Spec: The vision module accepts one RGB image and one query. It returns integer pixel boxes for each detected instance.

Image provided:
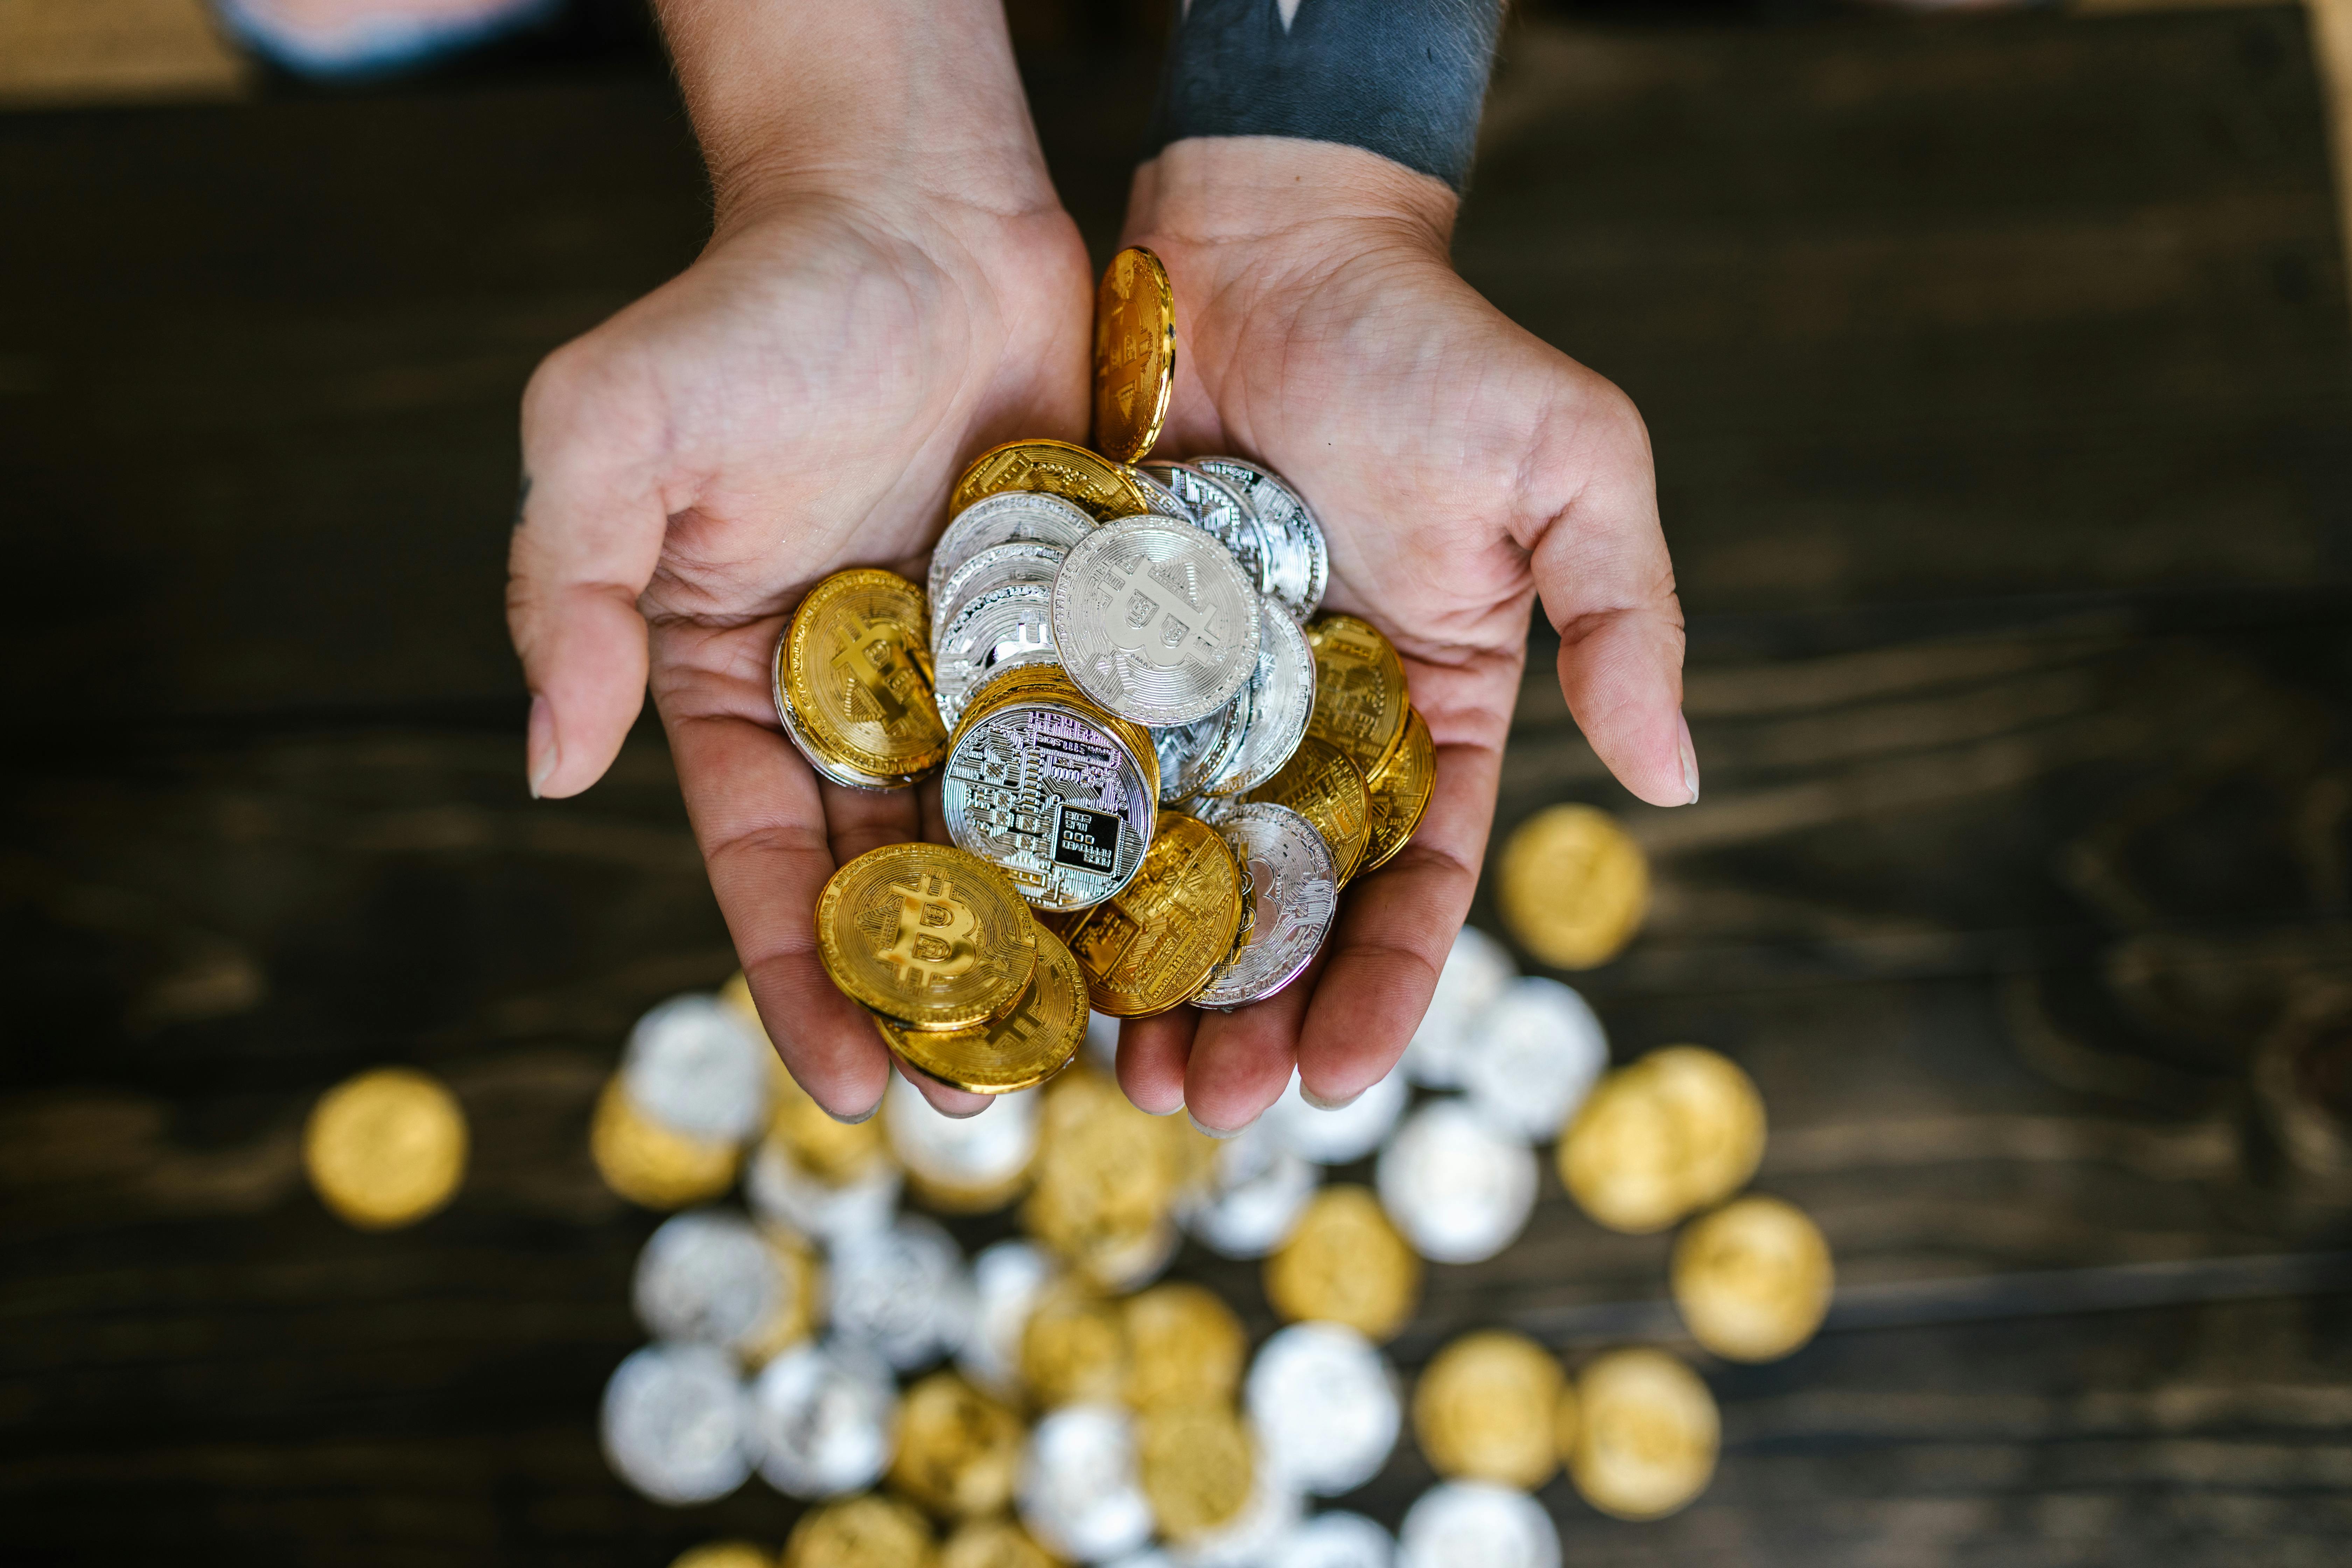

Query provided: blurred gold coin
[816,844,1037,1032]
[588,1075,738,1209]
[1305,614,1410,780]
[1496,803,1648,970]
[1020,1276,1129,1407]
[876,924,1088,1095]
[937,1519,1056,1568]
[1567,1348,1719,1521]
[1264,1184,1421,1342]
[1358,707,1435,878]
[1412,1330,1563,1490]
[722,975,891,1181]
[888,1371,1025,1520]
[1672,1194,1833,1362]
[1091,246,1175,464]
[783,1494,935,1568]
[1022,1068,1181,1272]
[780,568,947,783]
[951,437,1160,522]
[303,1067,467,1229]
[1561,1046,1764,1234]
[742,1225,825,1365]
[1137,1404,1254,1541]
[1244,735,1371,885]
[1124,1282,1245,1411]
[1060,813,1244,1017]
[671,1544,773,1568]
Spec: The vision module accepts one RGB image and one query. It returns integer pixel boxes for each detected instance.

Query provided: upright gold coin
[1412,1330,1564,1490]
[782,569,947,783]
[1244,735,1372,884]
[1359,707,1435,877]
[1264,1184,1421,1342]
[1020,1276,1129,1407]
[782,1494,935,1568]
[876,923,1087,1094]
[888,1371,1025,1520]
[938,1519,1057,1568]
[951,438,1160,522]
[1059,813,1244,1017]
[1124,1283,1245,1411]
[303,1067,467,1229]
[1497,803,1649,970]
[1137,1404,1254,1542]
[1305,614,1410,780]
[1560,1046,1764,1234]
[816,844,1036,1031]
[589,1076,738,1209]
[1091,246,1175,464]
[671,1544,774,1568]
[1567,1348,1719,1521]
[1672,1195,1833,1362]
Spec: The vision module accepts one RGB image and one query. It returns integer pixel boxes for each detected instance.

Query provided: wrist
[1124,138,1458,287]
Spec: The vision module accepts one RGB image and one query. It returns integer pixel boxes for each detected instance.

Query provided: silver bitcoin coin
[941,696,1157,911]
[1461,976,1608,1144]
[957,1238,1054,1399]
[1152,684,1253,804]
[744,1130,902,1246]
[929,490,1095,609]
[931,540,1067,645]
[1245,1323,1401,1497]
[1400,925,1515,1089]
[1141,460,1268,575]
[1194,804,1338,1009]
[746,1339,898,1498]
[883,1071,1039,1195]
[1202,599,1315,798]
[1397,1483,1560,1568]
[1269,1513,1396,1568]
[600,1342,755,1505]
[1018,1403,1155,1563]
[1177,1119,1316,1260]
[632,1208,796,1358]
[1122,463,1198,523]
[621,993,771,1145]
[1195,456,1329,622]
[827,1213,972,1371]
[1051,517,1262,727]
[1374,1099,1537,1265]
[932,581,1058,732]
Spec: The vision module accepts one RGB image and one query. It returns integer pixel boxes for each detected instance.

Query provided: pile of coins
[777,247,1435,1062]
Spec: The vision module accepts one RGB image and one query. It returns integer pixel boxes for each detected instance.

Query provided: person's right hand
[506,1,1091,1122]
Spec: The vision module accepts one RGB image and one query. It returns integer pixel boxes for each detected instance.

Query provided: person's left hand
[1114,139,1694,1133]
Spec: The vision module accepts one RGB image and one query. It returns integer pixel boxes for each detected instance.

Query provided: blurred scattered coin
[1265,1185,1421,1342]
[592,1074,740,1210]
[1136,1404,1255,1542]
[1267,1512,1394,1568]
[1018,1403,1156,1564]
[958,1239,1054,1400]
[1021,1276,1130,1409]
[781,1493,934,1568]
[633,1208,817,1365]
[1567,1347,1718,1520]
[1410,1331,1562,1490]
[624,993,773,1146]
[303,1066,466,1230]
[829,1214,973,1371]
[1460,977,1607,1144]
[747,1127,904,1246]
[670,1542,774,1568]
[1496,804,1648,971]
[1023,1068,1183,1288]
[746,1340,898,1499]
[1401,926,1514,1089]
[939,1517,1059,1568]
[888,1370,1024,1520]
[1395,1482,1559,1568]
[1671,1194,1834,1362]
[1124,1282,1245,1411]
[1174,1462,1303,1568]
[601,1342,754,1506]
[883,1073,1038,1212]
[1245,1322,1401,1497]
[1376,1100,1537,1265]
[1560,1046,1764,1234]
[1176,1122,1316,1259]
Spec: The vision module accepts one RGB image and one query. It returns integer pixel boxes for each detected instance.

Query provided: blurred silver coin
[1178,1468,1304,1568]
[746,1339,897,1499]
[622,993,771,1144]
[1203,600,1316,798]
[1088,1216,1181,1294]
[1269,1513,1396,1568]
[1019,1402,1156,1563]
[958,1238,1055,1399]
[1140,460,1264,566]
[933,582,1058,732]
[1397,1484,1559,1568]
[744,1132,901,1246]
[1262,1064,1408,1166]
[776,669,907,792]
[600,1342,754,1505]
[1178,1121,1316,1260]
[883,1071,1038,1194]
[1461,976,1608,1143]
[1374,1099,1537,1265]
[1401,925,1516,1089]
[930,491,1096,608]
[632,1208,792,1358]
[1124,465,1197,523]
[932,540,1068,645]
[1246,1323,1401,1497]
[942,697,1156,911]
[1195,804,1338,1009]
[1084,1009,1122,1072]
[1153,683,1254,804]
[1053,517,1262,727]
[1193,457,1328,622]
[1105,1554,1178,1568]
[828,1213,972,1370]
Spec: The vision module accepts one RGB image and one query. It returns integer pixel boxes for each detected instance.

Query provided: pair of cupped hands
[507,122,1689,1136]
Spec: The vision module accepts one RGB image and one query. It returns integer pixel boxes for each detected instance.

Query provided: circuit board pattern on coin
[942,699,1158,911]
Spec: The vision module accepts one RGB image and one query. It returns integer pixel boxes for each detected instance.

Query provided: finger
[888,1055,994,1119]
[1184,979,1308,1136]
[1116,1010,1196,1115]
[509,347,668,799]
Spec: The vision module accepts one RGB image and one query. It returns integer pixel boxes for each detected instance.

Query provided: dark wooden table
[5,6,2351,1564]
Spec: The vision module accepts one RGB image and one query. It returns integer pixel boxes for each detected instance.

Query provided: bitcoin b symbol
[876,874,980,987]
[1105,554,1219,671]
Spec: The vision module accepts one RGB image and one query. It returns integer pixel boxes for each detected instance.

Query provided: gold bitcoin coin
[1567,1348,1719,1521]
[888,1371,1025,1520]
[1672,1194,1833,1362]
[816,844,1036,1031]
[1263,1184,1421,1342]
[1412,1330,1564,1490]
[780,568,947,784]
[1124,1282,1245,1411]
[1244,735,1371,885]
[1091,246,1176,464]
[1497,803,1649,970]
[1020,1276,1130,1407]
[1560,1045,1764,1234]
[588,1076,739,1209]
[876,923,1087,1094]
[782,1493,936,1568]
[1305,613,1409,780]
[1137,1404,1254,1541]
[671,1544,774,1568]
[937,1519,1056,1568]
[1359,706,1435,877]
[1059,813,1244,1017]
[303,1067,467,1229]
[951,438,1159,522]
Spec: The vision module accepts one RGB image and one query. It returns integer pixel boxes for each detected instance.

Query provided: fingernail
[934,1096,992,1121]
[526,694,558,800]
[1300,1085,1364,1112]
[824,1097,883,1126]
[1676,713,1700,806]
[1188,1110,1247,1140]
